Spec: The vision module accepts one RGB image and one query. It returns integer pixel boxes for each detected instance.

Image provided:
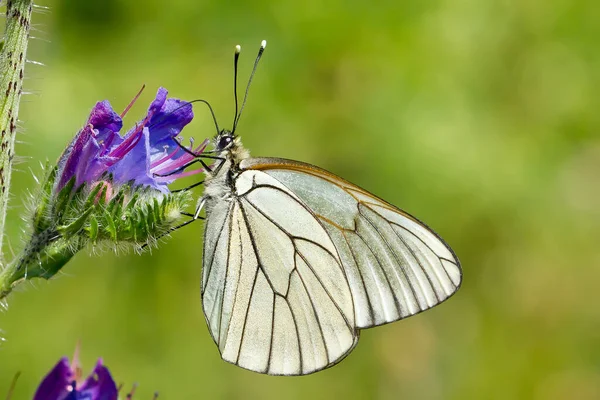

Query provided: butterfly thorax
[202,132,250,206]
[226,136,251,166]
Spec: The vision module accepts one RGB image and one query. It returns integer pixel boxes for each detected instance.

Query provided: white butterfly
[191,41,462,376]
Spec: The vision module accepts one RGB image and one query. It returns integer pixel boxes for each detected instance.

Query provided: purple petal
[76,359,118,400]
[87,101,123,140]
[56,126,94,191]
[59,130,116,190]
[73,135,107,187]
[148,87,168,114]
[145,87,194,149]
[108,127,164,191]
[56,101,123,192]
[33,357,73,400]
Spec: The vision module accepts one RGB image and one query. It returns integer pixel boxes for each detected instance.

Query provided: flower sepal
[1,172,191,299]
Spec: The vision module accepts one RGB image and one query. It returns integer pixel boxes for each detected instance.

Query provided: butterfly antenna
[232,44,241,130]
[191,99,220,135]
[232,40,266,133]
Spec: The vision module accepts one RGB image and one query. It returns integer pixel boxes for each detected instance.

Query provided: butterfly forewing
[240,157,462,329]
[202,169,358,375]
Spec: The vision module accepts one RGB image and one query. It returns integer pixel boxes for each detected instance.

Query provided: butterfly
[188,41,462,376]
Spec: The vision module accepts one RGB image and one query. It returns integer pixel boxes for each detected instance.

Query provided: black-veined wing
[241,157,462,329]
[202,168,358,375]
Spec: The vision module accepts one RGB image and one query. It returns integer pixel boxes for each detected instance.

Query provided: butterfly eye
[218,135,233,150]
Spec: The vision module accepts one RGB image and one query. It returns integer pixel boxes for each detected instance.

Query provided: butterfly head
[214,129,249,163]
[215,130,235,152]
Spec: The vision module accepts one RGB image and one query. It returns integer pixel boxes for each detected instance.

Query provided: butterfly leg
[159,155,226,192]
[171,180,204,193]
[194,197,206,220]
[139,211,205,250]
[153,158,212,177]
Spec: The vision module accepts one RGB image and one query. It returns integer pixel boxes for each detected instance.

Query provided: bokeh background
[1,0,599,399]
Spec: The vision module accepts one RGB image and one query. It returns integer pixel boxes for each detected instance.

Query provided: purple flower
[33,357,117,400]
[56,87,207,196]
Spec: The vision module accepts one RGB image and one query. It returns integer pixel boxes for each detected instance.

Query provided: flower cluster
[55,87,206,194]
[0,87,206,299]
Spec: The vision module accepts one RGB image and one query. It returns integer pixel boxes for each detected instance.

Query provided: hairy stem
[0,230,81,300]
[0,0,33,264]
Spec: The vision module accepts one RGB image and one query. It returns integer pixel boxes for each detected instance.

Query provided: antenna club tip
[261,40,267,49]
[235,45,241,53]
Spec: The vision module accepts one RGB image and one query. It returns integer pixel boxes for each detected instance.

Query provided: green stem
[0,0,34,264]
[0,230,82,300]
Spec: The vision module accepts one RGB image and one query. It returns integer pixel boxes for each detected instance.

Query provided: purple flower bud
[55,87,207,197]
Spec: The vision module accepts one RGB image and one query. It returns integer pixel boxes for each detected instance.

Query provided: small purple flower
[0,88,206,301]
[34,357,117,400]
[56,87,207,197]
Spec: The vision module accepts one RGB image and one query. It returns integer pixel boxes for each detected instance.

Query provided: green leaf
[87,214,99,242]
[32,163,57,232]
[103,209,118,241]
[110,189,125,218]
[146,203,156,230]
[53,177,76,216]
[125,192,140,212]
[83,182,105,211]
[57,206,94,237]
[153,197,161,222]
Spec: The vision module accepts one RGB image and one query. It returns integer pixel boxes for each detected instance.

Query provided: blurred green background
[1,0,599,399]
